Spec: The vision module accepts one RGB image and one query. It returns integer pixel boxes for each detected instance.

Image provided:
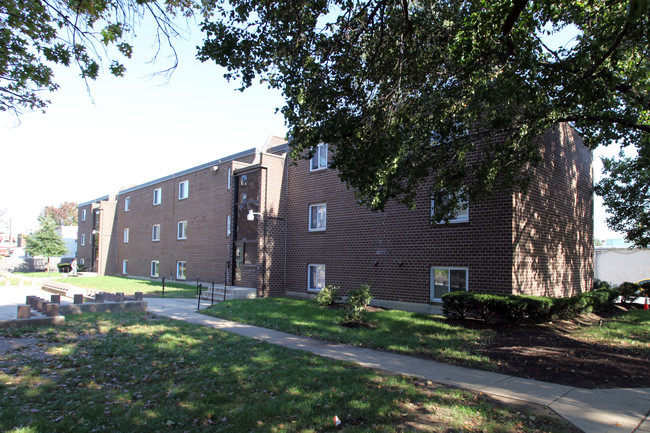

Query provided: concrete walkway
[145,297,650,433]
[1,287,649,433]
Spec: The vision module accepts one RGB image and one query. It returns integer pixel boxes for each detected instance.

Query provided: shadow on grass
[0,312,575,433]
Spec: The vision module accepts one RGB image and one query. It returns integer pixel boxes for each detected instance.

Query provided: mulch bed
[468,311,650,389]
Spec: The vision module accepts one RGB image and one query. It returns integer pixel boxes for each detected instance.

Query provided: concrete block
[95,293,104,303]
[45,303,59,317]
[73,294,84,304]
[17,305,31,319]
[26,295,34,305]
[36,299,46,312]
[135,292,143,301]
[50,295,61,304]
[115,293,124,302]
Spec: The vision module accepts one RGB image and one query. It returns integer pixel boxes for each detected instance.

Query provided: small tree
[25,218,68,276]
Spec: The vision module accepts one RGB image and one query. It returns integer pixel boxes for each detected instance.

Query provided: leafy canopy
[596,147,650,247]
[197,0,650,224]
[0,0,209,115]
[25,217,68,258]
[38,202,78,226]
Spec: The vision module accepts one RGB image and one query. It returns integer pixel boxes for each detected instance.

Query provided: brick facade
[76,127,593,309]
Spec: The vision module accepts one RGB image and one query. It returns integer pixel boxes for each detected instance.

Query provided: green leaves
[197,0,650,222]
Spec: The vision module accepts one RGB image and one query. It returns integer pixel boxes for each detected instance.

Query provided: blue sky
[0,17,623,241]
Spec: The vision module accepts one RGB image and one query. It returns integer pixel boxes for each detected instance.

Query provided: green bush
[314,285,341,306]
[348,284,372,308]
[550,295,590,320]
[593,279,612,290]
[441,291,476,320]
[338,284,373,326]
[582,289,619,313]
[57,263,72,273]
[618,282,640,305]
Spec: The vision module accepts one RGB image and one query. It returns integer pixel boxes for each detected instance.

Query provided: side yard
[201,298,650,389]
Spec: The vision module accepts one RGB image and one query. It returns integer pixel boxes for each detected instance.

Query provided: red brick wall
[284,149,515,303]
[114,154,256,283]
[512,124,594,296]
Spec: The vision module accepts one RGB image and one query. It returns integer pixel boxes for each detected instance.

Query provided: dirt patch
[470,311,650,389]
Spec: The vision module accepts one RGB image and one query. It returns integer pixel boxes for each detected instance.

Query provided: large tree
[38,202,78,226]
[0,0,207,115]
[25,217,68,275]
[196,0,650,227]
[596,147,650,247]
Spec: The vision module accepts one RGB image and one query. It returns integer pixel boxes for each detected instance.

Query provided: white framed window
[79,258,85,267]
[81,209,87,221]
[123,228,129,243]
[309,203,327,231]
[430,267,468,301]
[152,224,160,241]
[122,260,128,275]
[153,188,162,206]
[431,195,469,224]
[177,261,187,280]
[308,264,326,291]
[80,233,86,246]
[310,143,328,171]
[177,221,187,240]
[227,168,232,190]
[178,180,189,200]
[151,260,159,278]
[124,197,130,212]
[226,214,231,236]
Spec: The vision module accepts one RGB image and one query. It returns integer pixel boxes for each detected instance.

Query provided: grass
[573,309,650,355]
[201,298,495,370]
[0,312,574,433]
[51,275,197,298]
[10,272,55,278]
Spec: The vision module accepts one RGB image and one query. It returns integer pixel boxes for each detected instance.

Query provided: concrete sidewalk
[145,297,650,433]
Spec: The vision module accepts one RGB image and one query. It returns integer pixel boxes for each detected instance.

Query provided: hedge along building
[76,125,593,312]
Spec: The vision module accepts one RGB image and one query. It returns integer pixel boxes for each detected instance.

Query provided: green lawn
[201,298,495,370]
[52,276,197,298]
[10,271,56,278]
[573,309,650,355]
[0,312,574,433]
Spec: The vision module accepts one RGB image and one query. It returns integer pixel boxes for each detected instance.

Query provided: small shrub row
[442,288,620,324]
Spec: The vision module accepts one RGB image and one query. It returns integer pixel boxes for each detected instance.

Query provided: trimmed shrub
[57,263,72,273]
[582,289,619,313]
[314,285,341,306]
[441,291,476,319]
[550,295,590,320]
[593,279,612,290]
[472,294,501,323]
[348,284,372,308]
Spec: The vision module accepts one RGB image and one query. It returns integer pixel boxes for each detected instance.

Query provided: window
[177,221,187,240]
[227,168,232,190]
[308,264,326,291]
[310,143,328,171]
[431,195,469,223]
[153,188,162,205]
[430,267,468,301]
[243,241,257,264]
[81,209,86,221]
[122,260,128,275]
[80,233,86,246]
[152,224,160,241]
[151,260,159,278]
[125,197,130,212]
[177,261,187,280]
[123,228,129,243]
[79,258,85,267]
[178,180,189,200]
[226,214,231,236]
[309,204,327,231]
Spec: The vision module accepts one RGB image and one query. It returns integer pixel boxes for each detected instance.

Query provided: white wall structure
[594,247,650,285]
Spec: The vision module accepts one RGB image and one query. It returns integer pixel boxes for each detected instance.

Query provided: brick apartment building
[77,125,593,312]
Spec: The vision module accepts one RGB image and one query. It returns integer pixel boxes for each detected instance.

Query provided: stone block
[115,293,124,302]
[50,294,61,304]
[95,293,104,303]
[36,299,46,312]
[17,305,31,319]
[45,303,59,317]
[73,294,84,304]
[26,295,34,305]
[134,292,143,301]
